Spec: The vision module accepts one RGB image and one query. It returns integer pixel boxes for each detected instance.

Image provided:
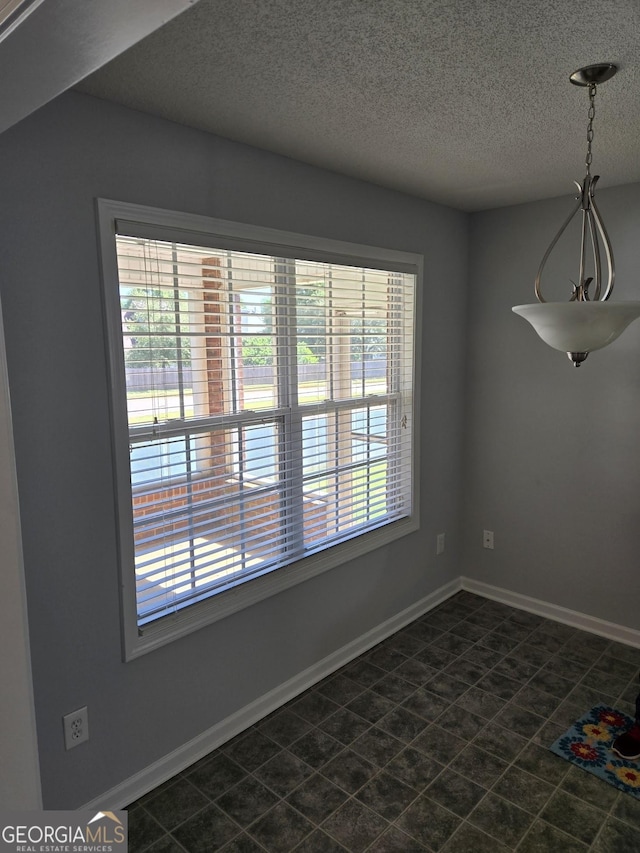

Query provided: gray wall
[463,182,640,629]
[0,91,468,808]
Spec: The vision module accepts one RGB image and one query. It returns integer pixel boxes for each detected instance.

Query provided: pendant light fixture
[512,64,640,366]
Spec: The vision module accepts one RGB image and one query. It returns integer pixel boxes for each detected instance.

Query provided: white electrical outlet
[436,532,445,555]
[483,530,494,549]
[63,706,89,750]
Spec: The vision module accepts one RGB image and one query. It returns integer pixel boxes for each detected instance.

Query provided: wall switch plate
[63,706,89,750]
[483,530,494,549]
[436,532,445,555]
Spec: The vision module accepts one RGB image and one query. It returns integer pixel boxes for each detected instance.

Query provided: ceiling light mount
[513,63,640,366]
[569,63,617,87]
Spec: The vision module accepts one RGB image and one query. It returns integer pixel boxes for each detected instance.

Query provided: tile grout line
[127,593,640,853]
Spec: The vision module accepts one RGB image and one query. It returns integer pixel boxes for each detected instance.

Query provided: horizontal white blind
[115,235,415,627]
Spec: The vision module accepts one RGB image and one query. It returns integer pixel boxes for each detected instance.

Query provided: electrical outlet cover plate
[63,706,89,750]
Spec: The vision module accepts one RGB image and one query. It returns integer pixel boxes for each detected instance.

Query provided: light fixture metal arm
[534,73,615,307]
[589,190,615,301]
[534,174,614,305]
[534,194,581,303]
[587,198,602,300]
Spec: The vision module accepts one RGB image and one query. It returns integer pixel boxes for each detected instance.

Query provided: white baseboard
[83,577,461,810]
[461,576,640,648]
[84,574,640,809]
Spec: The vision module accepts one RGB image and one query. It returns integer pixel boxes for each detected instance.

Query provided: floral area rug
[550,705,640,798]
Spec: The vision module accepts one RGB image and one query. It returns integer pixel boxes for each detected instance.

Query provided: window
[98,201,421,658]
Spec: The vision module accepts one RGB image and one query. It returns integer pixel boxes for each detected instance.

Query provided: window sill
[125,512,418,660]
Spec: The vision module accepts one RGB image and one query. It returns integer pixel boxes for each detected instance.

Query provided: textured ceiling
[76,0,640,211]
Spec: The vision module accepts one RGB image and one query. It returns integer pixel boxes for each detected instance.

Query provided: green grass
[304,460,388,524]
[127,379,387,425]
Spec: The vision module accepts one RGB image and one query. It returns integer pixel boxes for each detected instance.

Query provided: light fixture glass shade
[512,302,640,353]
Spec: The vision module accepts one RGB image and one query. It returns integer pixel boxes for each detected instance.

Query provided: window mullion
[274,258,304,557]
[171,244,187,420]
[170,243,198,587]
[387,273,403,513]
[325,268,338,535]
[225,250,241,413]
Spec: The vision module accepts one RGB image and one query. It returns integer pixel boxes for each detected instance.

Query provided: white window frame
[97,199,423,660]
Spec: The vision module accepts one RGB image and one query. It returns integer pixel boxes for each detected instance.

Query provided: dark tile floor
[128,591,640,852]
